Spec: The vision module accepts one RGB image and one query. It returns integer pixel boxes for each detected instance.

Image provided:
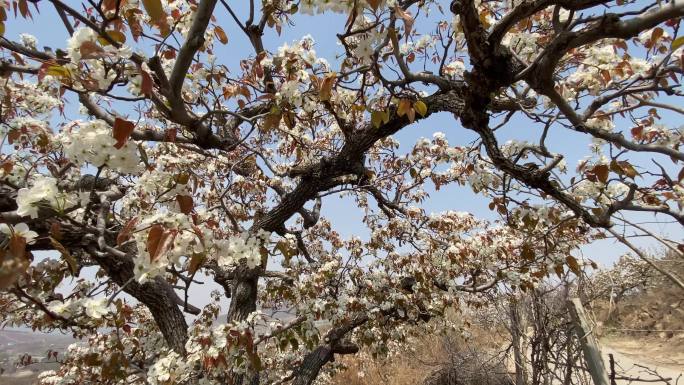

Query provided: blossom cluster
[60,120,141,173]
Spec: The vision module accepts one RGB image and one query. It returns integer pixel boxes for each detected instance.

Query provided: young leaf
[381,110,390,125]
[367,0,382,11]
[146,225,164,261]
[117,217,139,246]
[610,160,639,179]
[592,164,609,184]
[566,255,581,275]
[113,118,135,149]
[142,0,165,23]
[371,111,383,128]
[394,5,414,40]
[397,99,412,118]
[319,72,336,101]
[651,27,664,45]
[188,252,205,275]
[618,161,639,179]
[414,100,428,117]
[45,65,71,80]
[176,194,194,214]
[554,264,564,278]
[98,30,127,46]
[276,240,298,264]
[139,67,154,96]
[50,237,78,276]
[79,41,105,59]
[672,36,684,51]
[214,26,228,44]
[146,225,177,262]
[8,233,27,261]
[406,106,415,123]
[18,0,29,19]
[520,244,535,261]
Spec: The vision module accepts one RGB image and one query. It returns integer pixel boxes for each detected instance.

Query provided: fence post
[567,298,610,385]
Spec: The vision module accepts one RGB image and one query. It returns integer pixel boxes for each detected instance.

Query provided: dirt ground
[601,336,684,384]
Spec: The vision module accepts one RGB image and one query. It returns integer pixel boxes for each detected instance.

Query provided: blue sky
[4,1,683,311]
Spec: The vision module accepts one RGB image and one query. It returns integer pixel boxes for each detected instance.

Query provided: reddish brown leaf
[102,0,119,11]
[18,0,29,19]
[651,27,664,46]
[566,255,581,275]
[9,234,27,260]
[553,265,565,278]
[600,69,611,84]
[7,130,19,144]
[1,160,13,174]
[139,66,154,96]
[165,127,177,142]
[367,0,382,11]
[146,225,163,261]
[117,217,139,246]
[592,164,609,183]
[319,72,336,101]
[147,226,177,262]
[214,25,228,44]
[142,0,165,23]
[49,222,62,240]
[50,237,78,276]
[79,41,105,59]
[617,160,639,179]
[176,194,193,214]
[521,244,535,261]
[394,5,414,40]
[397,98,412,118]
[188,252,205,275]
[0,248,29,289]
[112,117,135,149]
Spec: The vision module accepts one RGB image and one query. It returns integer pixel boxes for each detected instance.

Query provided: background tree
[0,0,683,384]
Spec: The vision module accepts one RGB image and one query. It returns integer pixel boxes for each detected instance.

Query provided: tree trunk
[292,346,334,385]
[510,299,528,385]
[567,299,610,385]
[90,247,189,353]
[227,267,259,385]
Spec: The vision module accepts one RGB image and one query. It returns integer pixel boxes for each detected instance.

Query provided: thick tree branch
[168,0,219,97]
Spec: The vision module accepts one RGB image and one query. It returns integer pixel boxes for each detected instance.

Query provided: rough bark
[1,182,191,354]
[510,299,529,385]
[88,245,190,354]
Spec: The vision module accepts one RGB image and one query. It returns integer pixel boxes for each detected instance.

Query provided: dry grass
[592,259,684,342]
[327,262,684,385]
[327,333,444,385]
[326,320,512,385]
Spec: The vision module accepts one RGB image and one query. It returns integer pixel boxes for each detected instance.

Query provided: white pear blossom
[19,33,37,50]
[84,298,109,319]
[60,120,141,173]
[15,176,61,218]
[0,222,39,244]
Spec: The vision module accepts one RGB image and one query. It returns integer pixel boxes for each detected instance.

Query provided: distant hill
[0,329,75,385]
